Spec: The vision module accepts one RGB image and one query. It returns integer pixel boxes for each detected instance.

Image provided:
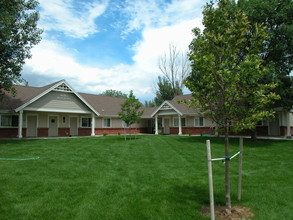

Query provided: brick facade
[0,128,26,138]
[58,128,70,136]
[38,128,48,137]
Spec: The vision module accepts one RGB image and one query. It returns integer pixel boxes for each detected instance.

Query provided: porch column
[155,115,158,135]
[18,110,23,138]
[91,113,95,136]
[287,112,292,138]
[178,114,182,135]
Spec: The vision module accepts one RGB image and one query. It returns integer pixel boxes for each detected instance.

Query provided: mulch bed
[201,205,254,220]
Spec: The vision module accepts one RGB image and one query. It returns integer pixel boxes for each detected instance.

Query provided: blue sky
[22,0,208,102]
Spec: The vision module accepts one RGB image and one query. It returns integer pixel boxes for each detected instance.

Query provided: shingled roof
[169,94,200,115]
[0,81,197,117]
[0,81,154,118]
[0,81,62,111]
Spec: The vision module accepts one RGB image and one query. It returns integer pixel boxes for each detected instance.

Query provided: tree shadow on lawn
[173,135,291,149]
[170,183,224,211]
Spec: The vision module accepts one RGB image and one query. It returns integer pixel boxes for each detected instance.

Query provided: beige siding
[38,112,47,127]
[186,116,194,127]
[157,109,177,115]
[111,118,121,127]
[95,117,147,128]
[95,118,103,128]
[26,91,91,113]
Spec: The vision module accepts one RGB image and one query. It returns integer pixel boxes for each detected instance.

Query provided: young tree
[185,0,278,213]
[0,0,42,99]
[118,91,144,140]
[100,89,128,98]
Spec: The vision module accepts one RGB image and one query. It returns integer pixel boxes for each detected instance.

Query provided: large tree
[0,0,42,98]
[153,75,183,106]
[100,89,128,98]
[186,0,278,213]
[238,0,293,110]
[158,44,190,92]
[118,90,144,140]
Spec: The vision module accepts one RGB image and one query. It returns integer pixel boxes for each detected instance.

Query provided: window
[194,117,204,127]
[173,117,186,127]
[256,121,263,126]
[81,118,91,127]
[103,118,111,128]
[0,115,19,127]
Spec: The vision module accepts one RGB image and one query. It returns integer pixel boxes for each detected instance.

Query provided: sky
[22,0,208,102]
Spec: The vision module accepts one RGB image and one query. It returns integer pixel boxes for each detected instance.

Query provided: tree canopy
[153,76,183,106]
[238,0,293,110]
[186,0,278,213]
[100,89,128,98]
[0,0,42,98]
[118,91,144,139]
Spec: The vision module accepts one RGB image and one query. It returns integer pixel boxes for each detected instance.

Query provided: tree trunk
[224,125,231,214]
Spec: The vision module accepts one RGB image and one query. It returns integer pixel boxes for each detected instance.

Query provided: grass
[0,135,292,220]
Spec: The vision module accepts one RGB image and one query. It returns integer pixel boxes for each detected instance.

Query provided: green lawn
[0,135,292,220]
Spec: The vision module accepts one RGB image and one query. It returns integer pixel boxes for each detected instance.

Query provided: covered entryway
[49,116,58,136]
[27,115,37,137]
[70,117,78,136]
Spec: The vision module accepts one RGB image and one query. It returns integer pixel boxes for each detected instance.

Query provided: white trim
[15,80,100,116]
[103,118,112,128]
[178,114,182,135]
[91,113,95,136]
[151,101,183,118]
[18,110,23,138]
[155,115,158,135]
[23,107,92,114]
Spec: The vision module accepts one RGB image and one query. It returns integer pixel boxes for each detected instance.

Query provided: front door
[70,117,78,136]
[164,118,170,134]
[49,116,58,137]
[27,115,37,137]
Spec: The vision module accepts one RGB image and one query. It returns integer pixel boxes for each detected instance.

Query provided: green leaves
[186,0,279,132]
[118,90,144,127]
[0,0,42,98]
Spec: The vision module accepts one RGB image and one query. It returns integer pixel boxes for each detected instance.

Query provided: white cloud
[24,15,202,101]
[23,0,207,101]
[121,0,205,35]
[39,0,108,38]
[24,39,154,98]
